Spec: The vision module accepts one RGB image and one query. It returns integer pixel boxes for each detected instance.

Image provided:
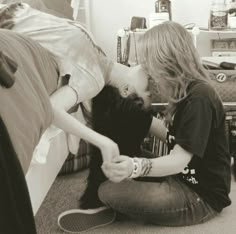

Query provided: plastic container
[209,0,228,30]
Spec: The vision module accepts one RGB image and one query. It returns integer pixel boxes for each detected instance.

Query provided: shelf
[193,29,236,34]
[189,26,236,37]
[119,27,236,37]
[117,26,236,66]
[202,56,236,64]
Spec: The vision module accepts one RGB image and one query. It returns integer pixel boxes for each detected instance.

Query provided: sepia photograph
[0,0,235,233]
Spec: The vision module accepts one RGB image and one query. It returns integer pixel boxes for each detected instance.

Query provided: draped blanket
[0,29,59,173]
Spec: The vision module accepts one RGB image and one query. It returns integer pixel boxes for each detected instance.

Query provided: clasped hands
[102,155,134,183]
[99,136,133,183]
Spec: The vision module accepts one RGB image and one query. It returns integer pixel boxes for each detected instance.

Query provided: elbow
[50,85,77,112]
[50,98,65,111]
[169,145,193,174]
[175,163,188,174]
[169,154,191,174]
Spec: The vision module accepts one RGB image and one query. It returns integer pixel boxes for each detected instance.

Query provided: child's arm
[149,116,168,142]
[50,85,120,162]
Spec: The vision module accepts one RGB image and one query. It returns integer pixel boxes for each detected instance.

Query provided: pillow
[59,139,91,175]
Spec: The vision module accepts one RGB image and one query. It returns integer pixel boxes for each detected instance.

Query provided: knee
[98,180,114,206]
[98,180,129,207]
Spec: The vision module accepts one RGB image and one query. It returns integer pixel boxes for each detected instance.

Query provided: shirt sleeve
[174,98,213,158]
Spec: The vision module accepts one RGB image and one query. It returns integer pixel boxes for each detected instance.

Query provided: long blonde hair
[139,21,210,120]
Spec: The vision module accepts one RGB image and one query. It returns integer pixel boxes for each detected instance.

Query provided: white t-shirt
[6,3,114,102]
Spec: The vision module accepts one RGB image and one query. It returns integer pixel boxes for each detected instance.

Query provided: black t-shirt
[92,85,153,156]
[169,80,231,212]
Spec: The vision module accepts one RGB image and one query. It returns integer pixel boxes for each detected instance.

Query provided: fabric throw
[0,0,69,18]
[0,29,59,173]
[0,2,18,29]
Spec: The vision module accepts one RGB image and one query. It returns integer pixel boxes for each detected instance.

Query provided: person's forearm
[52,106,107,149]
[147,154,187,177]
[132,145,193,178]
[49,85,120,162]
[50,85,107,147]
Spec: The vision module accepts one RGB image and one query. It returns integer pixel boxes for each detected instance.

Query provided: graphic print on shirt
[181,166,199,185]
[167,132,199,185]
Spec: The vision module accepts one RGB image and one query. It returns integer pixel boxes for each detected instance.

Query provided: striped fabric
[59,139,91,175]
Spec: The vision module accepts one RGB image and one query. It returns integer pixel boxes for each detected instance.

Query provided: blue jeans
[98,176,218,226]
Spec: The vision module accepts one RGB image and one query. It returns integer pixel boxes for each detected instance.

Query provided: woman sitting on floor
[58,22,232,233]
[98,21,231,226]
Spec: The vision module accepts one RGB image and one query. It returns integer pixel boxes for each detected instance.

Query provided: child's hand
[101,156,133,183]
[99,136,120,162]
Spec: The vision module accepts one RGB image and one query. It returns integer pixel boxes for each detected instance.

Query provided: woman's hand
[99,136,120,162]
[101,155,133,183]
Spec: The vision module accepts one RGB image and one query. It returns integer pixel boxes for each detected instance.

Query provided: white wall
[90,0,212,60]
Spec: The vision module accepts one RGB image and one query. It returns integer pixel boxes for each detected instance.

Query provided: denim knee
[98,181,108,205]
[97,177,218,226]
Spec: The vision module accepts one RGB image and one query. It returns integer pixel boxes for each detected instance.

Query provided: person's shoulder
[186,80,225,116]
[188,80,219,102]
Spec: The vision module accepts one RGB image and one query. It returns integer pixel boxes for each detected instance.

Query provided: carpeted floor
[35,169,236,234]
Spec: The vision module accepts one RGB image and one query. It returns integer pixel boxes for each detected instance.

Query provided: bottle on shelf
[209,0,228,30]
[154,0,172,20]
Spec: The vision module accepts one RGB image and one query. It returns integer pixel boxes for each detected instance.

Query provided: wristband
[128,158,142,178]
[128,157,152,178]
